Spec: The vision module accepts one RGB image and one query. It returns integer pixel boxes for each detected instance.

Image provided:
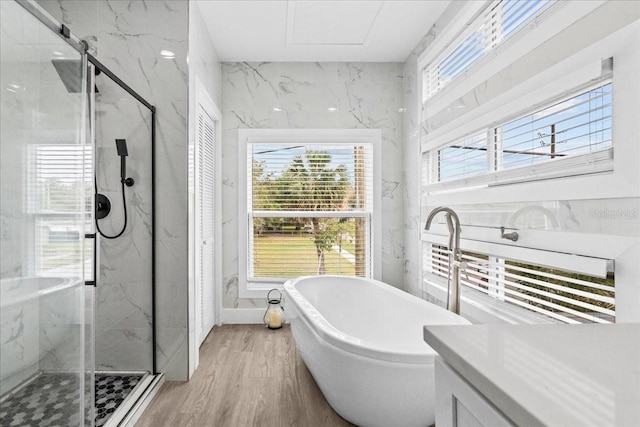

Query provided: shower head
[51,59,99,93]
[116,139,128,157]
[115,139,134,186]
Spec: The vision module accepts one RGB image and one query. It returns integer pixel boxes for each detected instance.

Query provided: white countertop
[423,323,640,427]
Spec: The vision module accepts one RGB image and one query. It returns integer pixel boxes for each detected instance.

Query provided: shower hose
[95,178,128,239]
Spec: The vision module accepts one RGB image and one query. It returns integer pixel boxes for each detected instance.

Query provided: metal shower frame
[17,0,159,374]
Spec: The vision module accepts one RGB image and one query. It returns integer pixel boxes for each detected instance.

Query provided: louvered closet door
[196,104,216,345]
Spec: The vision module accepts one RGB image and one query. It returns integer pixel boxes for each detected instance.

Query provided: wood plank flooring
[136,325,353,426]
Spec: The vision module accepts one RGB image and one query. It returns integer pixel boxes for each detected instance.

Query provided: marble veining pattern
[221,62,405,309]
[38,0,190,380]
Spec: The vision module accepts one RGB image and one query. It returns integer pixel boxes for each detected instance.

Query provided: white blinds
[438,131,488,182]
[27,144,91,213]
[426,245,615,324]
[247,142,374,279]
[501,82,612,169]
[431,82,613,187]
[248,143,374,212]
[423,0,552,102]
[27,144,91,277]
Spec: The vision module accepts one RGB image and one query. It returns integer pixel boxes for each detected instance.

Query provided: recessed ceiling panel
[196,0,452,62]
[288,1,383,46]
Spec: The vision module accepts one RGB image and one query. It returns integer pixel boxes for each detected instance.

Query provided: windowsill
[239,281,285,299]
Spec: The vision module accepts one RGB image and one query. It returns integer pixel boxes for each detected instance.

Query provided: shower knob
[95,193,111,219]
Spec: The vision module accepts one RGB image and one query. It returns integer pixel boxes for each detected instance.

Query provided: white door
[195,103,216,345]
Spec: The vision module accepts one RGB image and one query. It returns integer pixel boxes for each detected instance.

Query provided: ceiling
[195,0,451,62]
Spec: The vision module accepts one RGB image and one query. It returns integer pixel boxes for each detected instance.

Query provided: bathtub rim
[284,275,468,365]
[0,276,81,308]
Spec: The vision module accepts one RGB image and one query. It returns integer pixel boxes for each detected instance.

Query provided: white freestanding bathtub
[283,275,471,427]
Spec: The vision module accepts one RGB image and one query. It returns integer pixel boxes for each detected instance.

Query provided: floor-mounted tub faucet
[425,207,464,315]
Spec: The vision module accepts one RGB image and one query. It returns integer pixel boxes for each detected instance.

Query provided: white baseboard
[221,308,265,324]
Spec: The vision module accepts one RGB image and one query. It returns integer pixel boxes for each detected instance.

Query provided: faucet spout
[424,207,462,315]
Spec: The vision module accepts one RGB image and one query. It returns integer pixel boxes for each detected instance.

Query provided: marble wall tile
[155,326,188,379]
[222,62,405,307]
[0,294,40,392]
[1,0,89,389]
[402,1,466,298]
[39,284,83,372]
[0,69,25,279]
[94,328,153,371]
[425,200,640,237]
[39,0,190,380]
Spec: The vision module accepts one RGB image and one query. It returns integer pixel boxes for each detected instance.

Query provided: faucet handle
[500,226,519,242]
[460,261,469,281]
[454,260,470,281]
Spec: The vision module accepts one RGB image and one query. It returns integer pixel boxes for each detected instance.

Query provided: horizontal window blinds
[438,131,488,182]
[27,144,91,277]
[423,0,552,102]
[27,144,91,213]
[430,82,612,187]
[249,216,370,279]
[248,144,374,212]
[425,245,615,324]
[501,83,611,170]
[247,143,374,279]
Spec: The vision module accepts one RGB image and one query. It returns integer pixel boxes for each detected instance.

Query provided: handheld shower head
[116,139,128,157]
[115,139,134,187]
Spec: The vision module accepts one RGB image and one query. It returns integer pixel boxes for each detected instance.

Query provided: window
[27,144,92,277]
[424,244,615,324]
[422,0,552,102]
[239,129,381,296]
[437,131,488,182]
[419,1,638,324]
[429,81,612,187]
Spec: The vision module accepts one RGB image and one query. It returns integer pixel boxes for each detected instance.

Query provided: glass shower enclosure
[0,0,93,425]
[2,1,158,426]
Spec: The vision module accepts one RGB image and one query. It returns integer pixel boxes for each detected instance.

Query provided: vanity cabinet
[435,357,514,427]
[425,324,639,427]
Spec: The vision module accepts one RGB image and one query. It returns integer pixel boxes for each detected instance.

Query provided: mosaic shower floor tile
[0,373,142,427]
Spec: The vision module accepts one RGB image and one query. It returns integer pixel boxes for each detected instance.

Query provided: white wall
[221,62,405,309]
[187,1,222,377]
[402,1,467,301]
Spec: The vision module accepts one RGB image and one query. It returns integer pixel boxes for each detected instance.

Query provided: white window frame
[420,4,640,206]
[422,0,554,102]
[427,79,613,191]
[418,2,640,323]
[423,241,615,325]
[238,128,382,299]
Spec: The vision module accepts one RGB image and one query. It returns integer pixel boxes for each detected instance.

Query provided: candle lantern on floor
[264,289,285,329]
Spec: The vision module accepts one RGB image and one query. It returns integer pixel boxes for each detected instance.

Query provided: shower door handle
[85,233,97,287]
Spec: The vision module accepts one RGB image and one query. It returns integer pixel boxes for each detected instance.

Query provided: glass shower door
[0,1,93,425]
